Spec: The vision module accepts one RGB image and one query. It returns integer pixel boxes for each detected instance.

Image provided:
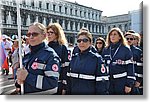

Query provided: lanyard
[109,44,121,61]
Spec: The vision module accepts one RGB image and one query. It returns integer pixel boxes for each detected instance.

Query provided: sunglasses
[47,31,55,36]
[26,32,40,37]
[77,38,89,43]
[96,42,103,44]
[126,38,134,41]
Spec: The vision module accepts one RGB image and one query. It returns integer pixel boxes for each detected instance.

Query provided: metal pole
[16,0,24,95]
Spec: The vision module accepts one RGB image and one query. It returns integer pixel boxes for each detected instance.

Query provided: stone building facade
[0,0,141,44]
[0,0,105,44]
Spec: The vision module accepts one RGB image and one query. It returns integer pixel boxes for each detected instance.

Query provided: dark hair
[95,37,106,53]
[127,30,135,33]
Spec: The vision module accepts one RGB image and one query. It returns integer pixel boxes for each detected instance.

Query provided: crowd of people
[0,22,143,95]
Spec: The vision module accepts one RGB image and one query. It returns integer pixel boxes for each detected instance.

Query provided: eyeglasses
[96,42,103,44]
[26,32,40,37]
[77,38,89,43]
[47,31,55,36]
[126,38,134,41]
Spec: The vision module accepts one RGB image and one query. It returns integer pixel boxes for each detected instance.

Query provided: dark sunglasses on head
[26,32,40,37]
[96,42,103,44]
[126,38,134,41]
[77,38,89,43]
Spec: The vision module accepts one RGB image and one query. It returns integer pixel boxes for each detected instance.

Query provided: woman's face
[13,41,18,48]
[77,35,91,52]
[96,40,103,49]
[133,36,139,46]
[47,28,57,42]
[27,25,45,46]
[110,31,121,44]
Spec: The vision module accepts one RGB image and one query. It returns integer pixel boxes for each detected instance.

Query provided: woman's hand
[16,68,28,83]
[125,86,132,93]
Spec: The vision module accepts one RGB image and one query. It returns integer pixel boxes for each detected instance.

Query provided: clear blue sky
[65,0,143,16]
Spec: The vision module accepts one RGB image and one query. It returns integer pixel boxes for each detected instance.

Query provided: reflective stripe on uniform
[96,76,109,81]
[135,73,143,78]
[44,71,59,78]
[26,87,58,95]
[36,75,43,89]
[113,72,127,78]
[104,55,110,57]
[127,76,136,80]
[136,62,143,66]
[67,72,95,80]
[37,63,46,70]
[67,72,78,77]
[125,59,133,64]
[79,74,95,80]
[65,62,70,67]
[61,62,70,67]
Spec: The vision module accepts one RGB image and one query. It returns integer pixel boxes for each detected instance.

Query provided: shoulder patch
[101,64,106,73]
[52,64,59,72]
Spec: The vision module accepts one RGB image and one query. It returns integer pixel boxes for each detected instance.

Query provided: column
[26,14,30,26]
[35,15,38,22]
[72,21,75,31]
[42,0,46,9]
[57,19,59,23]
[97,25,99,33]
[62,19,65,30]
[90,24,92,32]
[49,2,53,11]
[62,5,65,14]
[77,22,80,31]
[86,23,89,31]
[122,24,125,31]
[82,22,84,28]
[43,17,46,26]
[50,18,53,23]
[67,21,70,30]
[101,25,103,33]
[35,0,38,8]
[94,25,96,33]
[7,11,12,24]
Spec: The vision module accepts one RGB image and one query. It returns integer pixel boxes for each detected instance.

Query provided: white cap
[2,35,8,39]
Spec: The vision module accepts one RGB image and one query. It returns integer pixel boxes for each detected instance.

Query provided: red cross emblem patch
[31,62,38,70]
[101,64,106,73]
[52,64,58,72]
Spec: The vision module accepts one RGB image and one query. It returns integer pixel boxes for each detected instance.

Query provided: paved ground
[0,67,16,95]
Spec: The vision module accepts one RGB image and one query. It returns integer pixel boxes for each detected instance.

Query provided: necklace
[109,44,121,61]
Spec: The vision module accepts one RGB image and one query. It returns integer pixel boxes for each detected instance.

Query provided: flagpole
[16,0,24,95]
[0,0,2,34]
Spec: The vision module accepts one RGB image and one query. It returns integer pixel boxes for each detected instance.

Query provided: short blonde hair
[30,22,46,34]
[77,31,93,43]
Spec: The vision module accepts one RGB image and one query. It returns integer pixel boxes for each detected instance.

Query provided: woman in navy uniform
[67,31,109,95]
[95,37,106,55]
[72,27,97,56]
[124,32,143,95]
[16,22,60,94]
[46,23,70,94]
[102,28,135,95]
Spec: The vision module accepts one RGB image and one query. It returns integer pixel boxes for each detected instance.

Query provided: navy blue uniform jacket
[23,42,60,94]
[67,47,109,95]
